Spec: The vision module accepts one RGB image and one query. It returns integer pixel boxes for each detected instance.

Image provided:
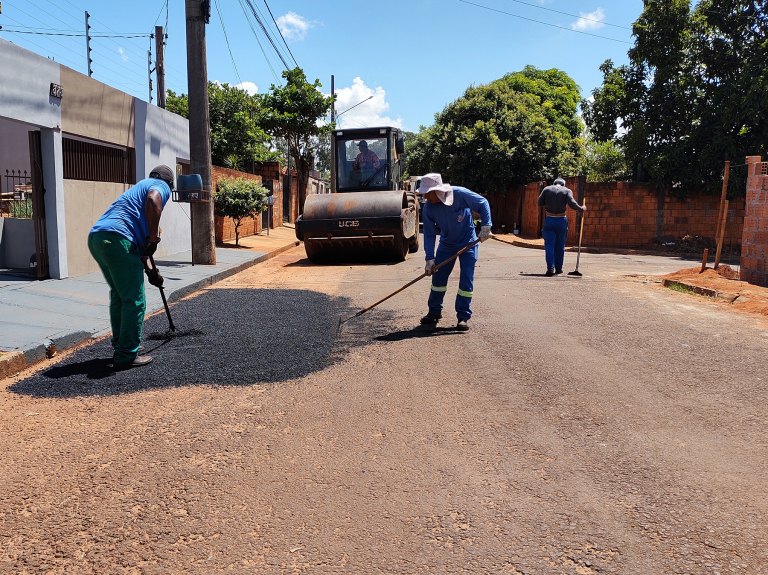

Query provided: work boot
[420,312,441,327]
[113,355,153,370]
[545,268,555,277]
[456,320,470,332]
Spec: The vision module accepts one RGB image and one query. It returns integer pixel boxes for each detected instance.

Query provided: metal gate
[28,131,49,279]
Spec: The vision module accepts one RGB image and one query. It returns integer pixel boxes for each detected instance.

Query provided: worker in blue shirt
[88,165,174,369]
[417,173,492,331]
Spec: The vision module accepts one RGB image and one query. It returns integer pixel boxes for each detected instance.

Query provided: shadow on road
[10,288,362,398]
[375,326,467,341]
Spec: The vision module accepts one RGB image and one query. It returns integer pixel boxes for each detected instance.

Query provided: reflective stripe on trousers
[427,242,478,321]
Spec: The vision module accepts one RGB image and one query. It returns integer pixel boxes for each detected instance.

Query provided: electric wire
[456,0,632,44]
[261,0,299,68]
[241,0,290,70]
[237,0,281,83]
[5,0,156,90]
[214,0,243,85]
[489,0,631,30]
[52,0,176,89]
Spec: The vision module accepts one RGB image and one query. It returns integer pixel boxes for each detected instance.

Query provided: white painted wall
[0,39,61,130]
[0,118,33,179]
[134,101,192,257]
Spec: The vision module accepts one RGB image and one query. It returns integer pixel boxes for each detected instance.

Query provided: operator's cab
[333,127,404,192]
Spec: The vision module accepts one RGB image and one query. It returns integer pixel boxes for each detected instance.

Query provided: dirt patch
[661,265,768,317]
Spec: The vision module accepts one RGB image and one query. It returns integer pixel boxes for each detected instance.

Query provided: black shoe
[420,312,441,326]
[555,269,563,275]
[456,320,469,332]
[545,269,555,277]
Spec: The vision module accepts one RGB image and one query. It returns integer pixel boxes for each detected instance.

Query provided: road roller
[295,127,419,263]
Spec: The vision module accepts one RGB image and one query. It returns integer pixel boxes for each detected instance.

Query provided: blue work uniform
[88,178,171,365]
[422,186,492,321]
[537,183,584,273]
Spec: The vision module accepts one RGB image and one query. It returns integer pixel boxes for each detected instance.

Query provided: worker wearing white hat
[416,173,492,331]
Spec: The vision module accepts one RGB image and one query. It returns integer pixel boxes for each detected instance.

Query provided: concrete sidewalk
[0,226,300,378]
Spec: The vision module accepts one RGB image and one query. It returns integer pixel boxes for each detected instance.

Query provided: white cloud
[570,8,606,31]
[276,12,313,42]
[235,81,259,96]
[117,47,128,62]
[332,77,403,130]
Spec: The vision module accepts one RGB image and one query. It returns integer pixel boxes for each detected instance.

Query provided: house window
[63,137,136,184]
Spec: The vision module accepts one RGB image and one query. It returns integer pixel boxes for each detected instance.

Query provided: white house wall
[0,39,62,129]
[134,100,192,258]
[1,39,193,278]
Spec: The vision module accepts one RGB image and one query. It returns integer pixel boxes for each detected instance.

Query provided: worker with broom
[418,173,492,332]
[537,177,586,276]
[87,165,174,369]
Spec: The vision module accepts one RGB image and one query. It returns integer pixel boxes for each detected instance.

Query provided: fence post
[714,161,730,269]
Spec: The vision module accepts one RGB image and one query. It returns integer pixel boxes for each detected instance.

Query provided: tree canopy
[258,67,335,210]
[406,66,585,195]
[582,0,768,193]
[166,83,279,170]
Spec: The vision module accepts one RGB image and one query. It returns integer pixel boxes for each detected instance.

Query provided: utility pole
[330,75,335,193]
[185,0,216,265]
[155,25,166,108]
[84,11,93,77]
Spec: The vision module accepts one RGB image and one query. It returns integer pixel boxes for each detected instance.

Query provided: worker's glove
[146,268,164,288]
[142,237,160,257]
[424,259,436,276]
[479,225,493,242]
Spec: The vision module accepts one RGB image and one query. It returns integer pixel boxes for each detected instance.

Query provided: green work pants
[87,231,145,364]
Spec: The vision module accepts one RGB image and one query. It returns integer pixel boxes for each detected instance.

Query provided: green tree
[408,66,585,195]
[584,137,630,182]
[258,68,335,212]
[165,84,279,170]
[214,177,269,246]
[582,0,768,193]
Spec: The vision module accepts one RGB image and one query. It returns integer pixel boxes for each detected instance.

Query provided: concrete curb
[166,241,300,303]
[661,279,739,303]
[0,240,301,380]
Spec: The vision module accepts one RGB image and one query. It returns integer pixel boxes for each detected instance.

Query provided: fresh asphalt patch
[10,288,370,398]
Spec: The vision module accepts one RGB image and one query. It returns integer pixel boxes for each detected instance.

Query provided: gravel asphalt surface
[1,239,767,574]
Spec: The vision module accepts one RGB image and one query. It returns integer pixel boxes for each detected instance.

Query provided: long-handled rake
[568,199,586,277]
[337,239,481,333]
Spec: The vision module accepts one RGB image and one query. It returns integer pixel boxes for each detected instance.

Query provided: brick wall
[212,166,271,244]
[740,156,768,286]
[514,179,745,249]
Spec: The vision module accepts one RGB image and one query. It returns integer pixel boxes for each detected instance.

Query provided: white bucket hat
[416,172,453,206]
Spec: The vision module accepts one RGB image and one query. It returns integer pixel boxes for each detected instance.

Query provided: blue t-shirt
[90,178,171,246]
[422,186,492,260]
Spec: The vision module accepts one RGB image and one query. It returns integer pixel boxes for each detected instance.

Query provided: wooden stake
[713,161,730,268]
[700,248,709,273]
[714,199,729,269]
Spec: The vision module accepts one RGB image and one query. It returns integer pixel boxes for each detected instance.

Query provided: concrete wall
[60,67,134,148]
[63,180,128,277]
[0,118,33,180]
[134,100,191,257]
[0,217,35,269]
[0,39,62,130]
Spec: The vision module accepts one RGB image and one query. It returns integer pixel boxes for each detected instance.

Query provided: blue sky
[2,0,644,132]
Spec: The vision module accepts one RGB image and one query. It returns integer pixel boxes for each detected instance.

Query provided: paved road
[1,240,766,574]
